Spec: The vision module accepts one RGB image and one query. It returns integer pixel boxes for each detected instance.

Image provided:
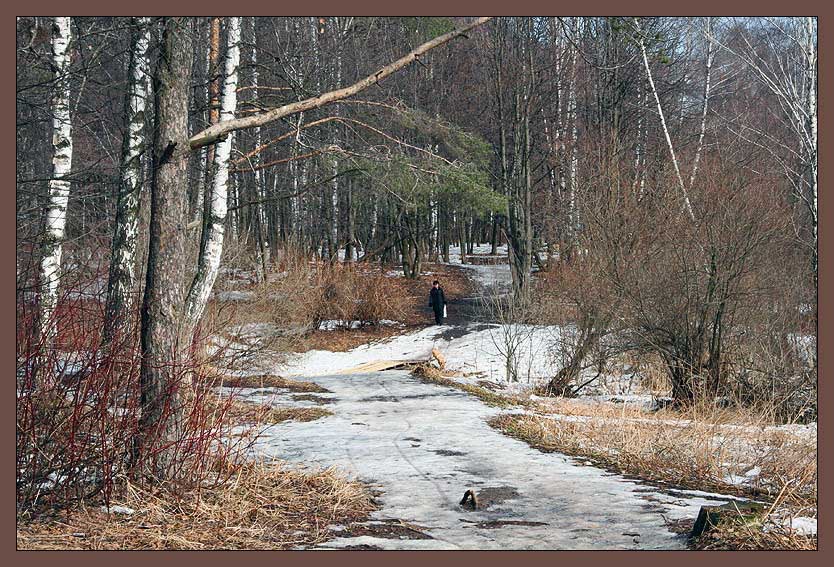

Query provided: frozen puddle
[251,370,735,550]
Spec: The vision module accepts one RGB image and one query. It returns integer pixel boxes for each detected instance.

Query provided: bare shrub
[221,248,409,332]
[535,144,816,418]
[477,290,536,383]
[16,287,268,518]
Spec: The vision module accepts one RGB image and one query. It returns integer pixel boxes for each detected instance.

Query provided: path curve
[245,370,736,550]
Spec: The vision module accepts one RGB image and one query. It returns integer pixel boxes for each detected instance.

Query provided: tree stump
[691,501,764,539]
[459,489,478,510]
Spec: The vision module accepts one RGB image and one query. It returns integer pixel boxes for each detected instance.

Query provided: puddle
[291,394,333,404]
[433,449,467,457]
[432,323,496,342]
[462,519,549,529]
[463,486,520,510]
[335,519,433,541]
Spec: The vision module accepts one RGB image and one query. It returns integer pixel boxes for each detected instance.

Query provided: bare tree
[188,17,492,150]
[708,17,817,283]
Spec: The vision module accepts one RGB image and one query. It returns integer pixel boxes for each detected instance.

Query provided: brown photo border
[4,2,828,564]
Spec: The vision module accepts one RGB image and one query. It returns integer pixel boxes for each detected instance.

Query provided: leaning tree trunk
[35,16,73,373]
[135,17,194,479]
[102,17,151,350]
[183,17,241,332]
[635,18,696,223]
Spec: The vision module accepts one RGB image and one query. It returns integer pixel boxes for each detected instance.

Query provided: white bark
[184,17,241,328]
[102,17,151,344]
[38,16,73,348]
[706,18,816,276]
[635,18,696,222]
[688,17,714,190]
[633,77,646,195]
[248,17,268,279]
[567,41,579,241]
[804,17,817,276]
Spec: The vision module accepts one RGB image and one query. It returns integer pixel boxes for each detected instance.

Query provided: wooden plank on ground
[341,360,417,374]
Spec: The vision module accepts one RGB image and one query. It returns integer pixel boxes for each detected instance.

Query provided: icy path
[248,370,736,550]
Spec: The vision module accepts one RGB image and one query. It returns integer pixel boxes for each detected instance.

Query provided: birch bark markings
[687,18,714,191]
[37,16,73,353]
[184,17,242,329]
[635,18,697,223]
[804,17,817,282]
[102,17,151,347]
[197,18,222,225]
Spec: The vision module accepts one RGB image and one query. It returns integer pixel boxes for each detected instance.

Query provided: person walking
[429,280,447,325]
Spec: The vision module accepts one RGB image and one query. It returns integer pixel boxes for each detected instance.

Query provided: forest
[16,16,816,551]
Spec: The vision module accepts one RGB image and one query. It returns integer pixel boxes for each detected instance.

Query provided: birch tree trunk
[687,17,714,190]
[804,16,817,285]
[136,17,194,478]
[635,18,696,223]
[566,41,579,258]
[248,16,268,279]
[183,17,241,331]
[102,17,151,349]
[36,16,73,364]
[197,17,222,226]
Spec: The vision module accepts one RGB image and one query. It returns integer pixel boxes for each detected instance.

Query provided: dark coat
[429,286,447,314]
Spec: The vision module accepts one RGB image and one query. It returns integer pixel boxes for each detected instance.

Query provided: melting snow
[250,369,739,549]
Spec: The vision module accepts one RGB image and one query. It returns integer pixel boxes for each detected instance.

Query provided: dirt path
[245,369,737,550]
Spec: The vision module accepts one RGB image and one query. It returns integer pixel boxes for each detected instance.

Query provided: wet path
[247,370,735,550]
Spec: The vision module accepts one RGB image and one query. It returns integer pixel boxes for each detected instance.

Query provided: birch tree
[36,16,73,361]
[634,17,696,223]
[102,17,151,348]
[196,17,222,225]
[687,17,715,190]
[183,17,242,330]
[708,17,817,283]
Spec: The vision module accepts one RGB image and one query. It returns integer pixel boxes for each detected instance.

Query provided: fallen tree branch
[188,17,493,150]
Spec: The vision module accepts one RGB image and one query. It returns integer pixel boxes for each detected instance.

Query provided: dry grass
[18,379,348,550]
[489,399,816,550]
[262,406,333,424]
[218,397,333,427]
[213,373,330,393]
[692,511,817,550]
[490,402,815,502]
[296,325,413,353]
[212,259,476,347]
[410,363,531,408]
[17,461,375,550]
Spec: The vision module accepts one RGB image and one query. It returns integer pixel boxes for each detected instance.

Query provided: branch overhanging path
[188,17,493,151]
